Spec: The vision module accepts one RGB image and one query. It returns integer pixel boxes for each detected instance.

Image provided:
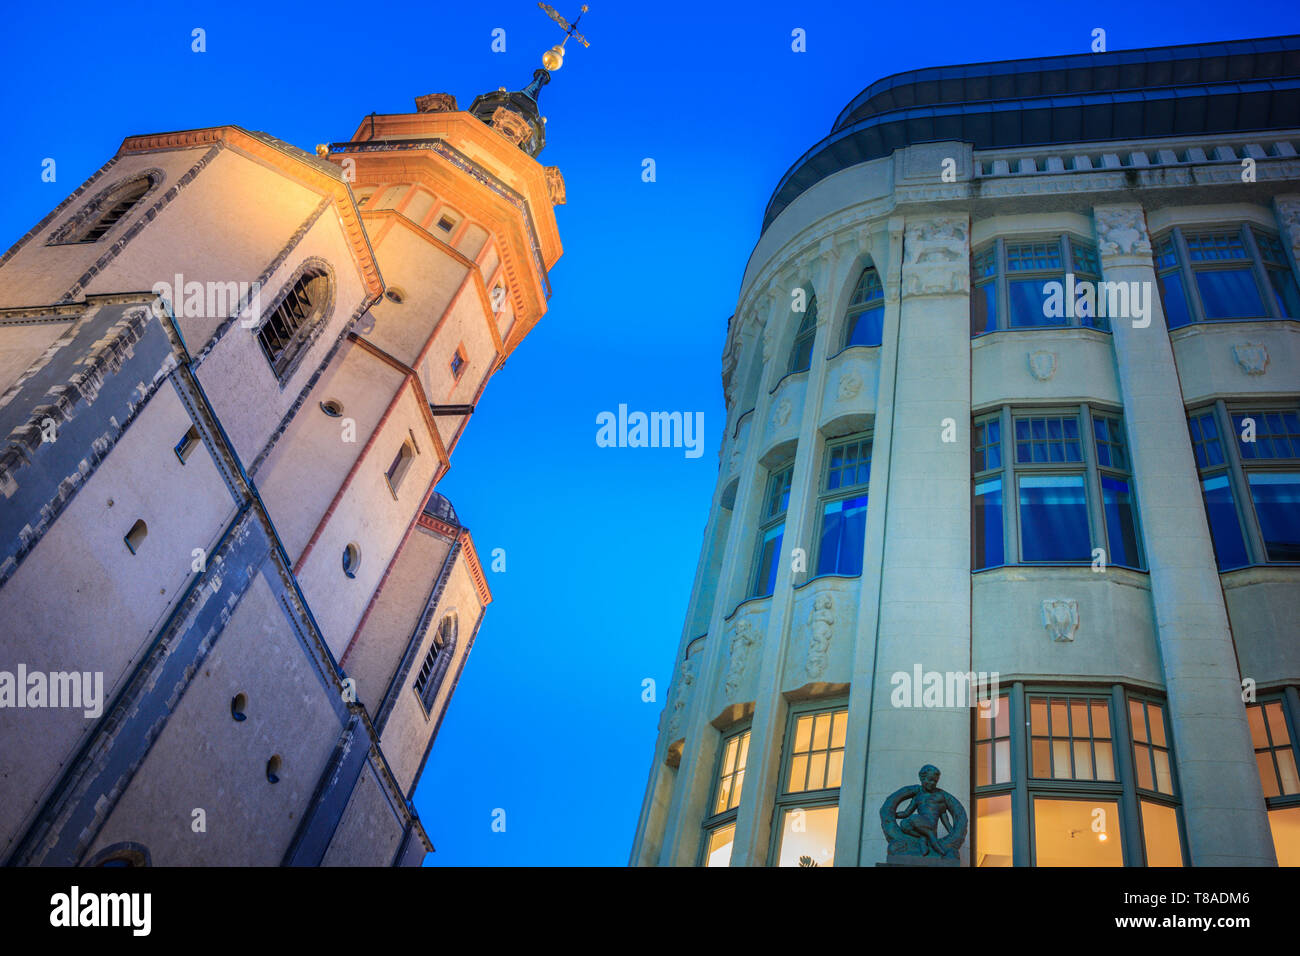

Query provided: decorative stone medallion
[1042,599,1080,642]
[836,371,864,401]
[1028,350,1058,382]
[1232,342,1269,376]
[772,398,793,428]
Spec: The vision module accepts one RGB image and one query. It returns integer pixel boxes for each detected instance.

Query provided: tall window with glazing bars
[973,406,1142,570]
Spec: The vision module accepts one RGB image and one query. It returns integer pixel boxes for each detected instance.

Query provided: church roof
[761,34,1300,233]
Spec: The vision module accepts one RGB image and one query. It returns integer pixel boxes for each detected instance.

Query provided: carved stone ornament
[1278,198,1300,255]
[772,398,793,428]
[724,619,757,699]
[762,326,774,362]
[1094,206,1152,257]
[1232,342,1269,376]
[1028,350,1058,382]
[1042,598,1080,642]
[729,441,743,473]
[880,764,968,865]
[488,107,532,146]
[902,218,970,297]
[836,371,864,401]
[414,93,458,113]
[805,593,834,678]
[543,166,567,206]
[666,658,695,738]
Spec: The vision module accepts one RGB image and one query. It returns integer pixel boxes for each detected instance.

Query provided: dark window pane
[973,478,1004,569]
[817,494,868,575]
[753,524,785,596]
[1201,475,1249,570]
[846,306,884,347]
[1158,271,1192,329]
[1248,473,1300,561]
[1009,278,1066,327]
[1195,269,1266,319]
[1102,476,1142,568]
[1267,268,1300,319]
[971,282,997,335]
[1019,475,1091,561]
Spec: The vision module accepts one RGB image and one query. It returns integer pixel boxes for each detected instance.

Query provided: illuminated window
[1247,695,1300,865]
[701,727,750,867]
[1030,694,1115,781]
[771,704,846,867]
[972,688,1184,865]
[1129,698,1175,795]
[750,462,793,598]
[1033,796,1122,867]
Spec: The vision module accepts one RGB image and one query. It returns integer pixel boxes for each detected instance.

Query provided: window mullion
[1061,235,1077,329]
[1001,407,1018,563]
[1012,682,1031,866]
[995,238,1009,332]
[1078,403,1107,562]
[1215,399,1266,564]
[1241,225,1281,320]
[1111,685,1146,865]
[1171,228,1207,325]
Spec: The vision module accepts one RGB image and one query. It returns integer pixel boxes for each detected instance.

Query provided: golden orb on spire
[542,45,564,71]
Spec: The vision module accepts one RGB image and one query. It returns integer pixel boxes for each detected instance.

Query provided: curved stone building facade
[632,36,1300,867]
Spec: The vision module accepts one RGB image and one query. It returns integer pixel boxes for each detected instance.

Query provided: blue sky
[3,2,1299,866]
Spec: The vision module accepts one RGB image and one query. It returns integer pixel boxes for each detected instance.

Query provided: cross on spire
[537,4,592,71]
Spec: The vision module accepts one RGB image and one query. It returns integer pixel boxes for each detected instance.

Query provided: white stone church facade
[632,36,1300,867]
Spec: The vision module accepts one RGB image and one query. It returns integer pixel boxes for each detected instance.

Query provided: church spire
[467,4,592,159]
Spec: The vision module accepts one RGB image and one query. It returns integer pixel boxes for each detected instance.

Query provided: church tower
[0,45,571,863]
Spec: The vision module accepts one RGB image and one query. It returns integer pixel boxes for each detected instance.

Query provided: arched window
[414,615,457,712]
[256,265,332,382]
[49,174,156,245]
[843,266,885,348]
[788,295,818,373]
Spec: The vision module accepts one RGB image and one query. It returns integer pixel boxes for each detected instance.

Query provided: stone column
[835,217,904,863]
[729,240,855,866]
[655,280,795,865]
[859,215,974,866]
[1094,203,1274,866]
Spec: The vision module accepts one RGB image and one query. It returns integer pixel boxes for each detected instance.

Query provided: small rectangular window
[1247,700,1300,799]
[1018,475,1091,562]
[450,348,467,380]
[1029,695,1115,781]
[174,425,200,464]
[974,694,1011,786]
[436,215,456,233]
[386,441,415,496]
[1129,698,1175,795]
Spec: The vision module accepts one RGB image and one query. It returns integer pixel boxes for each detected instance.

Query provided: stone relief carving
[902,218,969,297]
[1042,599,1080,642]
[1028,350,1058,382]
[724,619,758,699]
[666,658,695,738]
[729,440,744,473]
[805,593,834,678]
[1278,199,1300,253]
[1094,206,1152,257]
[772,398,793,428]
[488,107,532,146]
[1232,342,1269,376]
[414,93,458,113]
[836,370,864,401]
[543,166,566,206]
[762,326,774,362]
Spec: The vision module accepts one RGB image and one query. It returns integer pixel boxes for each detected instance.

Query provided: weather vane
[537,4,591,71]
